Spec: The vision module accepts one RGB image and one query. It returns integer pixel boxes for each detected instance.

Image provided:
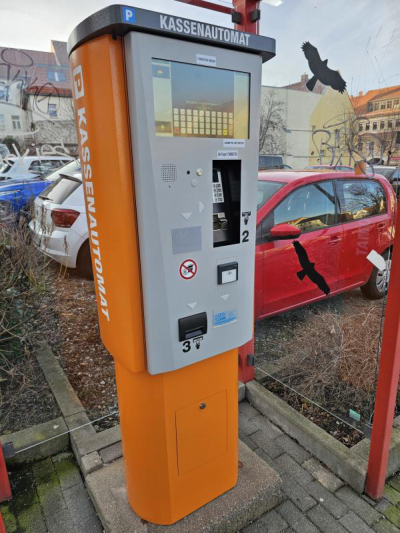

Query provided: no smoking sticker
[180,259,197,280]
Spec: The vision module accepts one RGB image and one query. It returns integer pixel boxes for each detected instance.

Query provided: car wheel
[361,250,391,300]
[77,240,93,279]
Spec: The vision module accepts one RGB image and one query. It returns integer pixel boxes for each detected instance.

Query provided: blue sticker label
[213,309,237,328]
[122,7,136,23]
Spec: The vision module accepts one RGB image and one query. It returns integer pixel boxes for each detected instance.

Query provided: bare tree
[259,89,286,154]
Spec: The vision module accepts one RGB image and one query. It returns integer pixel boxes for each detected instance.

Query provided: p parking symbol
[123,7,136,23]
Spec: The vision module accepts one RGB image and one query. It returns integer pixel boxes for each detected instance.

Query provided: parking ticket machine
[68,6,275,525]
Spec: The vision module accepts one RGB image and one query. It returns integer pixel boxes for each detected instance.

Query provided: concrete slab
[86,441,282,533]
[2,417,69,465]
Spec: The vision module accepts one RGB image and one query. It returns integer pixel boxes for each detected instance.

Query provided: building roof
[0,43,71,97]
[281,74,326,94]
[351,85,400,115]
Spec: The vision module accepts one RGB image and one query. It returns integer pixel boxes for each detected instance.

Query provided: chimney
[301,74,309,85]
[358,91,363,96]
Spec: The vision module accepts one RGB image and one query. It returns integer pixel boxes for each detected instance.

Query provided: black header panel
[68,5,276,63]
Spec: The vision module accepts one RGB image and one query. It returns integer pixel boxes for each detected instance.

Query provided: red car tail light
[51,209,80,228]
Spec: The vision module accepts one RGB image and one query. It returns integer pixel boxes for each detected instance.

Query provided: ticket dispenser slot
[213,160,241,248]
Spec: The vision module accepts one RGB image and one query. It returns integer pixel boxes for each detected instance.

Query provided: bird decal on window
[293,240,331,296]
[301,42,347,94]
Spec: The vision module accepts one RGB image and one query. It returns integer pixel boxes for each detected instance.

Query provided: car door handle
[377,222,386,232]
[328,236,342,245]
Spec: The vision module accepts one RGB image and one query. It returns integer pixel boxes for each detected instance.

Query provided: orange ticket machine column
[68,6,275,525]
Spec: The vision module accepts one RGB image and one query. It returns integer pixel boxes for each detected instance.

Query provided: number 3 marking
[182,341,191,353]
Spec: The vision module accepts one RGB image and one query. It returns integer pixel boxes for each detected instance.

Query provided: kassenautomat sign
[67,5,275,62]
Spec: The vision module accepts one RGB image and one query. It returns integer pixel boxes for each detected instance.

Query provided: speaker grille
[161,163,177,183]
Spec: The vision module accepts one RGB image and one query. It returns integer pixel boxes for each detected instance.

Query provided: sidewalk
[1,452,103,533]
[3,401,400,532]
[239,400,400,533]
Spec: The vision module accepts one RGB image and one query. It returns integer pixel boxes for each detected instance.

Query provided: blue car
[0,177,49,223]
[0,159,81,224]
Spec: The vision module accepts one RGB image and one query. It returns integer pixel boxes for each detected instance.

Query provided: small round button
[191,179,198,187]
[199,403,206,410]
[196,169,203,176]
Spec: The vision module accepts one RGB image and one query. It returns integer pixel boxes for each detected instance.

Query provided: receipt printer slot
[179,312,208,342]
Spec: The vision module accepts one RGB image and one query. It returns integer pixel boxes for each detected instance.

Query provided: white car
[0,156,72,180]
[30,171,91,277]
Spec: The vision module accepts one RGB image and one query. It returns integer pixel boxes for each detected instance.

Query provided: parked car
[0,159,81,224]
[0,156,72,180]
[305,165,354,172]
[29,171,91,277]
[259,155,291,170]
[255,170,395,320]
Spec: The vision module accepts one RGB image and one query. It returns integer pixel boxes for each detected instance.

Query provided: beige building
[261,74,355,169]
[351,86,400,165]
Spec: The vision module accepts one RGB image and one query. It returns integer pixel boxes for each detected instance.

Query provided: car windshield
[374,167,395,179]
[259,156,283,169]
[0,161,14,174]
[44,159,80,182]
[257,181,284,210]
[39,175,81,204]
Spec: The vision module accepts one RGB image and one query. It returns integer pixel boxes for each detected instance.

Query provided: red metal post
[175,0,233,14]
[0,444,11,503]
[234,0,260,382]
[0,513,5,533]
[365,213,400,498]
[232,0,261,33]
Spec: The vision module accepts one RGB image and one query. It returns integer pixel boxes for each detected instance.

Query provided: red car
[255,171,395,320]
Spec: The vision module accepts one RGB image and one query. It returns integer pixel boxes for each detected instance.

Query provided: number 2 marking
[182,341,191,353]
[242,230,249,243]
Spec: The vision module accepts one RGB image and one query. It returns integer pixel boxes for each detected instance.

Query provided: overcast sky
[0,0,399,95]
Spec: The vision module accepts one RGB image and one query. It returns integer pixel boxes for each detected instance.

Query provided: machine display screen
[152,59,250,139]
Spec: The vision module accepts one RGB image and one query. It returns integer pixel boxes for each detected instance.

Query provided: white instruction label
[367,250,387,271]
[217,150,239,159]
[196,54,217,67]
[223,139,246,149]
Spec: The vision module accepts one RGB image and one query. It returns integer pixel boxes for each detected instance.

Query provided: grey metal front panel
[125,32,261,375]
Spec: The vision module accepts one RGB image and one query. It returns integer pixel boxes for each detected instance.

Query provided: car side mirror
[270,223,301,240]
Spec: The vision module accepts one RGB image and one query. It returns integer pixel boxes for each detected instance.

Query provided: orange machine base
[114,349,238,525]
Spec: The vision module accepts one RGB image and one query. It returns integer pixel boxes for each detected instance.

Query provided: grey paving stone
[99,441,123,464]
[37,479,67,518]
[363,495,378,507]
[250,430,284,459]
[303,458,344,492]
[308,504,348,533]
[307,480,348,519]
[46,508,77,533]
[53,457,83,491]
[275,434,311,464]
[252,415,283,440]
[74,513,104,533]
[243,510,288,533]
[280,474,317,512]
[340,510,376,533]
[239,431,259,451]
[32,457,57,485]
[336,487,382,526]
[255,449,287,477]
[275,454,314,487]
[376,500,393,514]
[18,503,47,533]
[63,483,99,525]
[374,517,400,533]
[239,414,259,436]
[239,401,260,419]
[81,452,103,477]
[276,500,319,533]
[384,485,400,505]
